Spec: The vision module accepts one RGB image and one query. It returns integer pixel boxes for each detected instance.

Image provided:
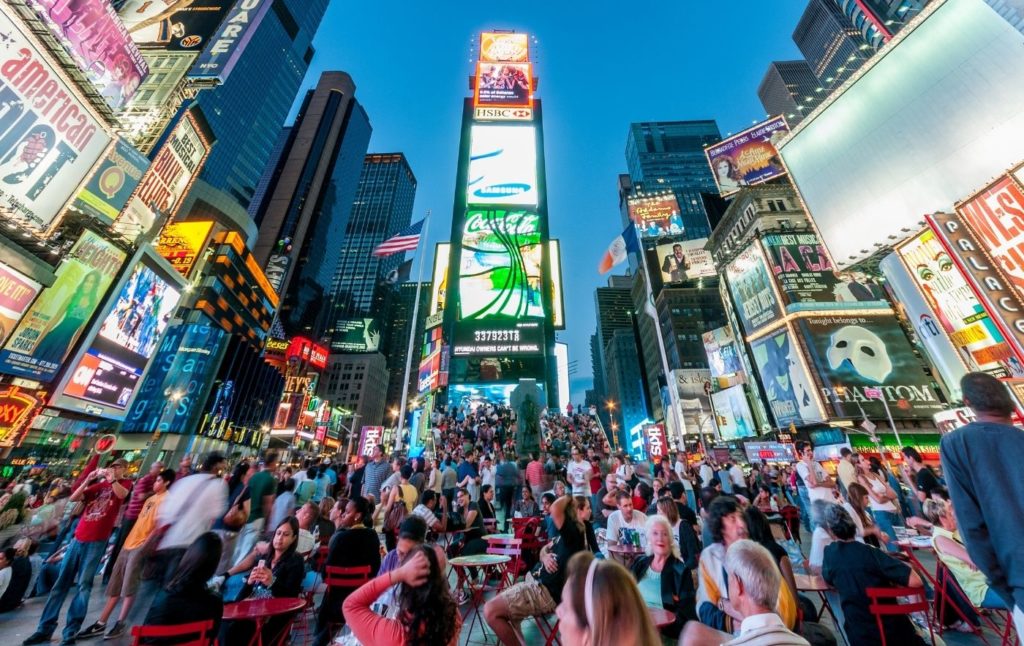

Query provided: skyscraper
[251,72,372,339]
[794,0,872,88]
[757,60,822,125]
[381,282,430,415]
[325,153,418,343]
[196,0,330,210]
[623,121,722,238]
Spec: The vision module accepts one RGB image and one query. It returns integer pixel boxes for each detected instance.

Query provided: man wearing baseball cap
[25,458,131,645]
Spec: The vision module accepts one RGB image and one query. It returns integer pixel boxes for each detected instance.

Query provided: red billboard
[957,175,1024,297]
[286,337,328,370]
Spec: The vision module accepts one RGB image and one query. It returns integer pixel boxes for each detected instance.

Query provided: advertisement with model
[711,385,756,440]
[118,0,232,51]
[71,139,151,225]
[627,194,684,238]
[750,327,823,427]
[705,116,789,197]
[653,238,715,284]
[725,242,782,336]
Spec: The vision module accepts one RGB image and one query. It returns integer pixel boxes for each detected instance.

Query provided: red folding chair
[935,563,1017,645]
[130,620,214,645]
[535,614,560,646]
[780,505,801,543]
[866,586,935,646]
[485,537,522,589]
[320,565,373,640]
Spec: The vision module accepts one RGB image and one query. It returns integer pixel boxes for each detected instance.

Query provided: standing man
[525,453,545,502]
[361,444,390,503]
[900,445,942,502]
[494,454,519,519]
[232,451,278,566]
[941,372,1024,638]
[103,460,162,585]
[566,447,592,497]
[698,457,715,489]
[836,448,859,499]
[23,459,131,646]
[794,441,833,531]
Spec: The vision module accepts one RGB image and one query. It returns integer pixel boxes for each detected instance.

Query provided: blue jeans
[982,587,1010,610]
[871,509,901,552]
[797,487,811,532]
[36,537,106,641]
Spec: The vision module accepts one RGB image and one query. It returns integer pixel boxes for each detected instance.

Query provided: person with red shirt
[525,453,545,502]
[23,458,131,646]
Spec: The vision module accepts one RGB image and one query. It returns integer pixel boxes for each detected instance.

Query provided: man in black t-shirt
[900,446,941,502]
[483,495,585,644]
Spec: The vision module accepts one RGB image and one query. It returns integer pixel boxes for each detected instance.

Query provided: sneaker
[102,622,126,640]
[22,634,50,645]
[950,620,976,634]
[76,622,105,639]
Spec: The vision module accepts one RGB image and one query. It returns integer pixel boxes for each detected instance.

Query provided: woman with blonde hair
[628,514,696,638]
[557,551,661,646]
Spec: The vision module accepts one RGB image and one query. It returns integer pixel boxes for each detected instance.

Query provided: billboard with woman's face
[705,116,789,197]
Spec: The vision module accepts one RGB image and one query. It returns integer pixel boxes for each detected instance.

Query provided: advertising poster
[706,116,789,197]
[957,175,1024,297]
[452,321,543,356]
[0,262,42,348]
[459,209,544,320]
[190,0,273,80]
[711,385,756,440]
[0,231,125,380]
[798,314,944,419]
[644,423,666,460]
[418,351,442,393]
[285,337,328,369]
[628,195,684,238]
[60,260,182,413]
[118,0,231,50]
[896,230,1015,376]
[115,112,210,241]
[429,243,450,315]
[0,12,112,232]
[358,425,384,457]
[332,319,381,353]
[0,386,41,447]
[703,326,742,378]
[674,369,713,430]
[474,62,532,108]
[71,139,150,225]
[480,32,529,62]
[27,0,148,109]
[467,125,538,206]
[725,243,782,335]
[155,220,214,277]
[761,232,840,304]
[655,238,715,283]
[750,328,823,427]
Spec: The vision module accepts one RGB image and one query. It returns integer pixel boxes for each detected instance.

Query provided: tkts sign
[927,212,1024,362]
[957,175,1024,297]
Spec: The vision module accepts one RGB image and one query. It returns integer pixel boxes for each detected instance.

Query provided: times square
[0,0,1022,644]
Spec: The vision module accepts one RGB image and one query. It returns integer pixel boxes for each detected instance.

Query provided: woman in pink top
[342,545,461,645]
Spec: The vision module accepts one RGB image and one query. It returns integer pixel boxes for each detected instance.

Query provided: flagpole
[635,223,687,453]
[394,210,431,455]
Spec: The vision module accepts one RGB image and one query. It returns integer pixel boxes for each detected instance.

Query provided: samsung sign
[466,124,538,207]
[191,0,274,81]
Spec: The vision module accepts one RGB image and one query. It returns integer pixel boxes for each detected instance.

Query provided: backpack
[383,487,408,534]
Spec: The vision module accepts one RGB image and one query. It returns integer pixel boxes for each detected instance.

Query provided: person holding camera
[24,459,131,646]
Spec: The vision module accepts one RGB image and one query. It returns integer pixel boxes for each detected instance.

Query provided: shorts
[498,580,556,622]
[105,545,147,598]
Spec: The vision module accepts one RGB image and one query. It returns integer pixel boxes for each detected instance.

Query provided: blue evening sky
[291,1,808,403]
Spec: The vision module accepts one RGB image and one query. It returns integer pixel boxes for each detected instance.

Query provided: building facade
[757,60,822,125]
[794,0,872,88]
[382,282,430,417]
[319,353,389,428]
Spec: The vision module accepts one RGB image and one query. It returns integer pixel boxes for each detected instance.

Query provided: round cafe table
[222,596,306,646]
[450,554,511,643]
[795,574,847,646]
[606,542,645,567]
[648,606,675,629]
[483,533,516,541]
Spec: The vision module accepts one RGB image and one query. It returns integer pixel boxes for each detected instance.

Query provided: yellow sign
[429,243,450,316]
[480,33,529,62]
[156,221,214,277]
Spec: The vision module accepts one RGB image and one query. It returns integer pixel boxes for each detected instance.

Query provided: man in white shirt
[699,458,715,488]
[795,442,835,503]
[605,491,648,545]
[729,462,749,498]
[566,448,592,497]
[681,539,810,645]
[479,455,496,491]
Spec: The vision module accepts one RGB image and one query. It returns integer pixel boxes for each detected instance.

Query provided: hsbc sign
[474,107,534,122]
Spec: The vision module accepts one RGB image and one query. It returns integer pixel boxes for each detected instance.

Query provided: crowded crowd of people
[0,372,1018,645]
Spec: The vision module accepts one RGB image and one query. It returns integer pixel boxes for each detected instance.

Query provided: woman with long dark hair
[343,545,461,645]
[144,532,224,638]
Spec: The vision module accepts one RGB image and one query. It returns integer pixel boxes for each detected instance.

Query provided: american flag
[372,220,424,257]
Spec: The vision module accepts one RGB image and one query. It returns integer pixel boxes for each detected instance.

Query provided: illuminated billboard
[458,209,543,320]
[0,231,125,381]
[27,0,148,109]
[896,229,1014,375]
[286,337,328,369]
[798,314,944,419]
[429,243,450,315]
[750,327,823,427]
[725,242,782,336]
[957,175,1024,297]
[0,11,112,233]
[778,0,1024,269]
[115,111,211,241]
[0,261,42,348]
[71,139,150,225]
[480,32,529,62]
[703,326,742,378]
[57,256,183,417]
[555,342,570,412]
[628,195,684,238]
[190,0,273,80]
[474,62,532,109]
[760,232,886,307]
[467,125,538,206]
[655,238,715,284]
[118,0,231,50]
[549,240,565,329]
[156,221,214,277]
[711,385,756,440]
[706,116,788,196]
[453,321,543,357]
[331,319,381,353]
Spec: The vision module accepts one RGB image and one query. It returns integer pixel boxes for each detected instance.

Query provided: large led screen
[778,0,1024,269]
[467,125,538,206]
[458,209,544,320]
[750,328,823,427]
[479,33,529,62]
[118,0,231,51]
[711,385,756,440]
[705,116,789,197]
[474,63,532,108]
[628,195,684,238]
[703,326,742,378]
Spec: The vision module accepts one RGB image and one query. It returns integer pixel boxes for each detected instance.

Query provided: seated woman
[342,545,460,645]
[144,532,223,639]
[220,518,305,646]
[844,482,888,548]
[820,504,926,646]
[922,499,1008,620]
[807,499,840,575]
[572,495,600,554]
[629,514,696,638]
[512,486,540,518]
[656,496,699,570]
[557,551,661,645]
